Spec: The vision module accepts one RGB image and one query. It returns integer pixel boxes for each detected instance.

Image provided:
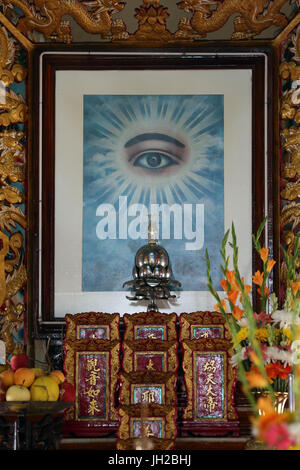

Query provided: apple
[59,381,76,402]
[6,384,31,401]
[10,354,29,372]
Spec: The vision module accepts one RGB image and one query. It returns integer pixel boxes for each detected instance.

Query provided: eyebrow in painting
[124,133,186,149]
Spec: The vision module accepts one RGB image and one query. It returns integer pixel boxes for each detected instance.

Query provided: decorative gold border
[192,351,227,422]
[179,311,230,341]
[65,312,120,341]
[130,417,165,439]
[63,338,120,422]
[123,312,177,341]
[130,384,165,405]
[75,350,109,422]
[182,339,237,422]
[119,371,176,406]
[118,404,177,440]
[122,340,178,373]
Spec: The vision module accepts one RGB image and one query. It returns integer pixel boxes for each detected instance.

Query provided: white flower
[230,348,247,366]
[271,310,300,329]
[237,318,248,328]
[265,346,294,366]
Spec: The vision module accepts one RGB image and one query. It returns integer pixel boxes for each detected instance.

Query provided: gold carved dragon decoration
[280,24,300,292]
[0,25,27,360]
[0,0,295,43]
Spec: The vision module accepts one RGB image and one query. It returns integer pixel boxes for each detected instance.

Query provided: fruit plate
[0,401,74,415]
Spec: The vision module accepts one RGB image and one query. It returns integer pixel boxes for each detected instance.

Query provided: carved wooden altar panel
[119,371,177,406]
[122,339,179,374]
[117,404,177,442]
[123,311,177,341]
[65,312,120,341]
[181,338,239,437]
[179,311,231,341]
[63,338,120,436]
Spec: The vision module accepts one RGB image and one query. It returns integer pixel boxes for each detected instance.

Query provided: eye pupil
[146,152,162,168]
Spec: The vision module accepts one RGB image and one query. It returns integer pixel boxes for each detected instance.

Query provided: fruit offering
[0,355,75,404]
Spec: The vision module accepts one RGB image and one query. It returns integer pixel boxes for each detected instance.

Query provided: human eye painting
[82,94,224,292]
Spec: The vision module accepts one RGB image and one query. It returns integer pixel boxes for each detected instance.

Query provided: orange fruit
[14,368,35,387]
[49,370,65,384]
[0,369,15,388]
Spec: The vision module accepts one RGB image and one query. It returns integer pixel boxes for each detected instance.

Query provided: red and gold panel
[122,340,178,374]
[181,338,239,436]
[63,339,120,436]
[123,312,177,341]
[118,404,177,441]
[119,371,177,406]
[65,312,120,341]
[179,311,231,341]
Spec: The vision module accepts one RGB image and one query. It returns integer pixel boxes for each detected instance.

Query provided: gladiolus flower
[232,305,244,321]
[257,286,269,297]
[220,279,228,291]
[227,290,239,305]
[245,370,268,389]
[256,396,274,415]
[266,259,276,273]
[214,299,226,313]
[260,248,269,263]
[252,271,264,286]
[290,280,300,296]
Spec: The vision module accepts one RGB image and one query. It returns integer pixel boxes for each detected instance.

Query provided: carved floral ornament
[280,24,300,286]
[0,25,27,360]
[0,0,298,44]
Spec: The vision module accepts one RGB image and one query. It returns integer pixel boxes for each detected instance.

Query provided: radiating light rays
[83,94,224,210]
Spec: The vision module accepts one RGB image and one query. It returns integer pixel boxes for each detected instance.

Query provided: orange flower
[249,351,259,366]
[256,396,274,415]
[266,259,276,273]
[214,299,226,313]
[260,248,269,263]
[290,280,300,296]
[245,369,268,389]
[257,286,269,297]
[220,279,228,291]
[243,284,252,294]
[252,271,264,286]
[227,289,239,305]
[232,305,244,321]
[225,270,240,291]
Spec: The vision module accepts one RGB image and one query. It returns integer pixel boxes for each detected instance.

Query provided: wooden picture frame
[30,45,276,335]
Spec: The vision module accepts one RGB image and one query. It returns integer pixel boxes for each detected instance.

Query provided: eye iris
[146,152,162,168]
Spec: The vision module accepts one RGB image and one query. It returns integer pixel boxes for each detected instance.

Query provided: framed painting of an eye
[31,46,277,332]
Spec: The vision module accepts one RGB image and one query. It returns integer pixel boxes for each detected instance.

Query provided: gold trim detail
[123,312,177,341]
[63,339,120,422]
[119,371,177,406]
[0,24,27,360]
[65,312,120,341]
[118,404,177,440]
[0,0,294,44]
[182,339,237,422]
[279,22,300,285]
[179,311,231,341]
[122,339,178,373]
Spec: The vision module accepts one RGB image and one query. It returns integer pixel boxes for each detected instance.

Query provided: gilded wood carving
[279,24,300,290]
[0,24,27,360]
[0,0,295,44]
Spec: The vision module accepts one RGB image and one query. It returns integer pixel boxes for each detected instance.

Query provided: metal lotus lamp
[123,218,181,312]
